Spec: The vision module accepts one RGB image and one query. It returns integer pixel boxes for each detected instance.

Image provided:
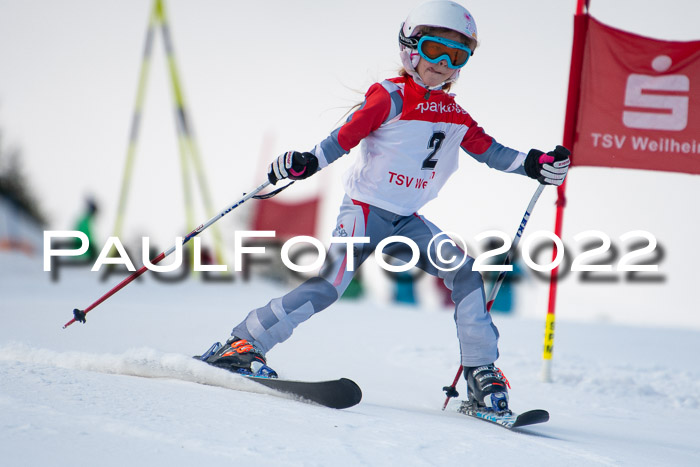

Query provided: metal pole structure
[63,181,271,329]
[112,2,158,240]
[442,184,546,410]
[159,3,196,249]
[157,0,227,266]
[113,0,227,266]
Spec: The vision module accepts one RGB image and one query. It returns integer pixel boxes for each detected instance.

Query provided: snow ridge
[0,344,278,397]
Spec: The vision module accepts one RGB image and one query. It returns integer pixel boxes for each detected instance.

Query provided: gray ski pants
[231,195,499,367]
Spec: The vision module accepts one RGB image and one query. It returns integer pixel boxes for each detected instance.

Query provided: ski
[245,376,362,410]
[194,350,361,409]
[458,400,549,429]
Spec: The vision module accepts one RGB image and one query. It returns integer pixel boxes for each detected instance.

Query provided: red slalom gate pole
[541,0,589,381]
[442,183,546,410]
[63,180,272,329]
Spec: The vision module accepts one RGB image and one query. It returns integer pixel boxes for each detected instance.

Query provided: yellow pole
[157,0,227,266]
[112,1,159,240]
[541,312,556,382]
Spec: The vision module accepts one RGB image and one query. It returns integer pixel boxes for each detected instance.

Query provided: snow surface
[1,250,699,466]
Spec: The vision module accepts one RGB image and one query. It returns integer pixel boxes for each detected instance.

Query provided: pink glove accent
[539,154,555,164]
[289,167,306,177]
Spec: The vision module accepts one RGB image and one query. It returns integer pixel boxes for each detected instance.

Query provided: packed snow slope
[1,251,699,466]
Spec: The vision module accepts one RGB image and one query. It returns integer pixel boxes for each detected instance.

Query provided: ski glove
[524,145,571,186]
[268,151,319,185]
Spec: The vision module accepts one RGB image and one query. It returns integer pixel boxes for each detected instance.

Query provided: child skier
[201,0,570,412]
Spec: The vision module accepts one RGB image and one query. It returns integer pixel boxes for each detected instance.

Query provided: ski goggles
[416,35,472,69]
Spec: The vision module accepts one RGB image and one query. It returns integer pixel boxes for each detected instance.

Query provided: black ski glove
[524,145,571,186]
[267,151,319,185]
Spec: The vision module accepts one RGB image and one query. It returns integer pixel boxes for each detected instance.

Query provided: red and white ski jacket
[311,75,528,215]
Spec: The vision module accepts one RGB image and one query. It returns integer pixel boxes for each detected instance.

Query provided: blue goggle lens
[417,35,472,69]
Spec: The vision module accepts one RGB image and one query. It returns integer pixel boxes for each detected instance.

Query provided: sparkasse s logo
[623,55,689,131]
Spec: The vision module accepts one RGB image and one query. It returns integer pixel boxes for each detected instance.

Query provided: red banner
[252,197,320,240]
[573,17,700,174]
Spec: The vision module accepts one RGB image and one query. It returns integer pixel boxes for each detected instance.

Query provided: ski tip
[245,376,363,409]
[338,378,363,408]
[511,409,550,428]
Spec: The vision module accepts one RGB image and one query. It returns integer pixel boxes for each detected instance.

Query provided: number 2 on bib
[422,131,445,170]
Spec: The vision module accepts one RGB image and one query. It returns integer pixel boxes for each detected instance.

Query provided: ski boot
[198,337,278,378]
[463,364,510,412]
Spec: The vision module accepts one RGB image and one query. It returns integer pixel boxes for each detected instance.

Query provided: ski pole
[442,183,546,410]
[63,180,276,329]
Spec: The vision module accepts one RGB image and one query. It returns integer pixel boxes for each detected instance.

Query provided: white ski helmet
[401,1,478,47]
[398,1,478,88]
